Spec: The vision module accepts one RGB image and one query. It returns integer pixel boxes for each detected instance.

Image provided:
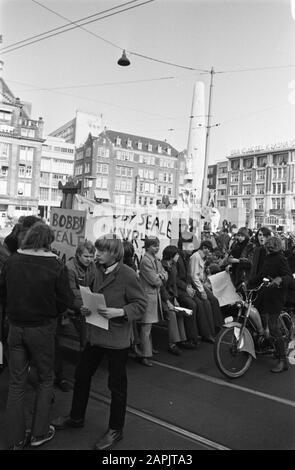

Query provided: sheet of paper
[174,306,193,316]
[208,271,241,307]
[80,286,109,330]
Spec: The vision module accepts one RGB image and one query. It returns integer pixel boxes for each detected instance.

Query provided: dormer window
[127,139,132,148]
[116,136,121,146]
[158,145,162,154]
[138,141,142,150]
[167,147,171,156]
[148,143,152,152]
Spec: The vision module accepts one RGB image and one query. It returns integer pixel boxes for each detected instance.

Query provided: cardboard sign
[85,204,194,266]
[50,208,87,263]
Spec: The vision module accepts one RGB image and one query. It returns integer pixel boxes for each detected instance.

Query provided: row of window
[230,154,288,170]
[114,194,132,206]
[115,137,171,156]
[44,145,74,154]
[115,179,132,192]
[39,187,62,201]
[225,197,286,210]
[138,196,154,206]
[0,111,11,121]
[41,159,73,174]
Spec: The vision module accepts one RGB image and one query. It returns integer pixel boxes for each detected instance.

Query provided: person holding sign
[52,234,146,451]
[54,241,97,392]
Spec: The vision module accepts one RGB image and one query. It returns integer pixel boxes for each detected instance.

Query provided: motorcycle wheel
[279,312,293,342]
[214,326,253,379]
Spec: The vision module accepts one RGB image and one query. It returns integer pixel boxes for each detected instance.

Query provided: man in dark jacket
[0,222,71,450]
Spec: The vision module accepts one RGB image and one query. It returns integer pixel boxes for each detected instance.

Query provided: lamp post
[200,66,215,209]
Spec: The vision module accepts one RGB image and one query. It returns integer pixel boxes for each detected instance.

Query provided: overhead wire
[0,0,210,72]
[5,79,179,120]
[0,0,156,55]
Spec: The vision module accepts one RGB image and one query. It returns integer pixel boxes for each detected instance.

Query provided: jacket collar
[95,261,121,291]
[17,249,58,258]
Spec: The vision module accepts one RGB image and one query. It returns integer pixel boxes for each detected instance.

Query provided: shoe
[168,344,181,356]
[9,429,31,450]
[94,428,123,451]
[140,358,153,367]
[30,425,55,447]
[51,415,84,430]
[179,340,197,350]
[202,336,215,344]
[55,379,71,392]
[270,360,289,373]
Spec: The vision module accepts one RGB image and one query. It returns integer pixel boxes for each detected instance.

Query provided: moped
[214,279,294,378]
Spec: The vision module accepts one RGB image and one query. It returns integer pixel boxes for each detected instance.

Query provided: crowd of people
[0,215,295,451]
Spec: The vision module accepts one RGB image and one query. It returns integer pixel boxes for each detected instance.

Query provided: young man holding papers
[52,234,146,451]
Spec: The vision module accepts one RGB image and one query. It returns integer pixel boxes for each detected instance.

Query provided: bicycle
[214,279,294,379]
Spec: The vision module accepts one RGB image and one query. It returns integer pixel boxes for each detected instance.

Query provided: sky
[1,0,295,165]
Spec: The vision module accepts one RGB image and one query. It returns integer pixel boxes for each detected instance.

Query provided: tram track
[87,387,231,451]
[64,344,295,450]
[152,359,295,409]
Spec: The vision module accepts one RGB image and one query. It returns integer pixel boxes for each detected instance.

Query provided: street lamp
[118,50,131,66]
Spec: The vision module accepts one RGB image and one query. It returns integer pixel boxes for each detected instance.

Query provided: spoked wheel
[279,312,294,342]
[214,326,253,379]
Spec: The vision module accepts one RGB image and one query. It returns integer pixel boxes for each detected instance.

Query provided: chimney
[37,117,44,139]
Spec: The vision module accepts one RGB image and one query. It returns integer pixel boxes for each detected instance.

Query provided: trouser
[204,287,223,330]
[54,315,87,382]
[262,313,287,359]
[193,296,215,337]
[70,343,129,430]
[176,294,199,342]
[139,323,153,358]
[166,309,187,344]
[6,320,56,446]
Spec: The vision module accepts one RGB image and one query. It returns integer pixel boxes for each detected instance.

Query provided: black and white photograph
[0,0,295,454]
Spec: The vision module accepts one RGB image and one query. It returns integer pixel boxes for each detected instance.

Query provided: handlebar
[237,278,271,303]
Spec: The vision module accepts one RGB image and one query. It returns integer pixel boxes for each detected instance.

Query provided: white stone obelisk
[186,82,206,203]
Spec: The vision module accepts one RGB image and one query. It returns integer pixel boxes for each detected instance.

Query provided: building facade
[73,129,184,207]
[0,73,44,223]
[49,110,103,148]
[212,143,295,231]
[39,136,75,220]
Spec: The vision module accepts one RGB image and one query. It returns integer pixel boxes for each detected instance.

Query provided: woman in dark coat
[248,226,272,288]
[251,236,293,373]
[222,227,254,287]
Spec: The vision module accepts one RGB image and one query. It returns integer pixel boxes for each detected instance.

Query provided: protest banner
[50,207,87,263]
[83,202,196,267]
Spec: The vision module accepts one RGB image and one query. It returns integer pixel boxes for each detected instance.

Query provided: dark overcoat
[253,252,293,315]
[89,261,146,349]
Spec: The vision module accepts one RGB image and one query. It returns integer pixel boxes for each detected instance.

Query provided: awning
[94,189,110,200]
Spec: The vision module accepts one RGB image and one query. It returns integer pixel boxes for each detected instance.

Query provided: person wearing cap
[251,236,293,373]
[223,227,254,288]
[189,241,223,340]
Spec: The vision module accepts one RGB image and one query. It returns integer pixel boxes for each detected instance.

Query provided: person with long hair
[248,226,272,287]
